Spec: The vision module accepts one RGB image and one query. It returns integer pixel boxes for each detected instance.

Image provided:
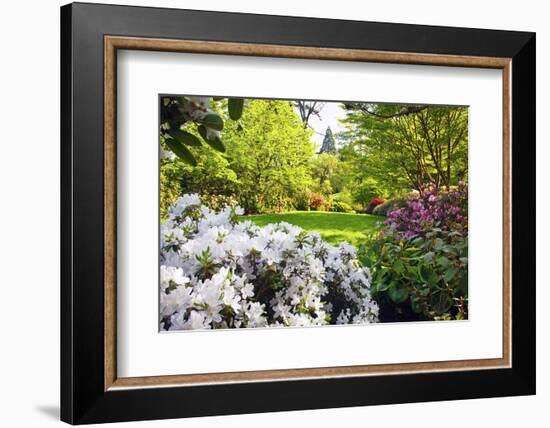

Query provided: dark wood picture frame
[61,2,536,424]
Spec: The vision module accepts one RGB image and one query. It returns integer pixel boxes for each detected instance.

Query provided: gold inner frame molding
[104,35,512,391]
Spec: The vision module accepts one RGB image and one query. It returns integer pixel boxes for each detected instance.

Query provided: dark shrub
[360,227,468,321]
[365,197,385,214]
[372,198,405,216]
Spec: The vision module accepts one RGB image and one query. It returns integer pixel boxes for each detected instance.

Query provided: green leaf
[388,284,408,304]
[432,290,453,315]
[422,252,434,263]
[198,125,226,152]
[458,273,468,294]
[208,136,226,152]
[437,256,450,268]
[419,287,430,296]
[164,138,197,166]
[228,98,244,120]
[393,259,404,274]
[375,280,392,292]
[169,129,202,146]
[444,267,458,283]
[198,113,224,131]
[411,299,424,314]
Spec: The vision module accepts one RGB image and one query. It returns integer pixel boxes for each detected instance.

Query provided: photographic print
[159,96,468,331]
[62,7,534,422]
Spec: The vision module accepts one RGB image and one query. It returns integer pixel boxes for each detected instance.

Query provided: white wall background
[0,0,546,426]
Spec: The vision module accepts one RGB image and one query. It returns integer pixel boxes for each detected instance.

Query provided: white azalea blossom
[160,194,379,331]
[181,96,212,121]
[160,146,176,160]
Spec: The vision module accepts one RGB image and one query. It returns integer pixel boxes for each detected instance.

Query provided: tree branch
[343,103,429,119]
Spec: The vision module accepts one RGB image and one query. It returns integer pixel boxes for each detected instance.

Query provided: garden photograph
[159,95,469,331]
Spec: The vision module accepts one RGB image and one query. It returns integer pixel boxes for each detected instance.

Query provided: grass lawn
[241,211,383,248]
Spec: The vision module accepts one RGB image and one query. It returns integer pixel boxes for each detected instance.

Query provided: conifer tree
[319,126,336,154]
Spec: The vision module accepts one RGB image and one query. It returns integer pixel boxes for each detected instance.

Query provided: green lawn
[241,211,383,248]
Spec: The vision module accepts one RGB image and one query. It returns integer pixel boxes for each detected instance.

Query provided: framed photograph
[61,2,535,424]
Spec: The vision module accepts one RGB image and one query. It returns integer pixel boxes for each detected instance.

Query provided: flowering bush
[385,183,467,239]
[365,197,385,214]
[361,182,469,321]
[160,194,379,330]
[309,192,326,211]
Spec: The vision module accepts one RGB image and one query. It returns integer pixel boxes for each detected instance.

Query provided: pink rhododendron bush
[384,182,468,240]
[160,194,379,331]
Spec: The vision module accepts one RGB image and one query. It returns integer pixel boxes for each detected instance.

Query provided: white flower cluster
[182,96,221,141]
[160,194,379,331]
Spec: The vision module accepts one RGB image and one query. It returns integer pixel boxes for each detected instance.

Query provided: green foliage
[181,150,239,196]
[351,177,387,209]
[360,228,468,321]
[159,134,240,220]
[221,99,315,213]
[329,200,355,213]
[160,99,313,215]
[197,125,226,152]
[331,189,362,212]
[197,113,224,131]
[339,104,468,199]
[227,98,244,120]
[164,137,197,166]
[310,153,339,196]
[293,190,312,211]
[160,96,240,165]
[168,129,202,146]
[160,159,184,219]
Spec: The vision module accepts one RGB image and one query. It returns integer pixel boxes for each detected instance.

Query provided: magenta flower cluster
[385,182,468,240]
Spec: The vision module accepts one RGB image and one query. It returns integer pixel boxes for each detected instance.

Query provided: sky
[295,101,348,149]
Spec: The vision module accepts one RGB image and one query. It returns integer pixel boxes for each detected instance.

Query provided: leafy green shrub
[333,190,362,212]
[293,190,312,211]
[360,228,468,321]
[330,201,355,213]
[352,178,386,210]
[332,191,350,203]
[160,160,182,221]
